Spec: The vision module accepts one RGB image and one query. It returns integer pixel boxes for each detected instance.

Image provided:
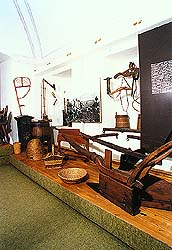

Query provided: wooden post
[105,149,112,169]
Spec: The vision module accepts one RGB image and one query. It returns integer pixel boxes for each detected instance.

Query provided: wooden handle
[52,144,54,156]
[127,140,172,187]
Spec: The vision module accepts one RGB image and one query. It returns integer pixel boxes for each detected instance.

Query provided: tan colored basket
[26,138,43,160]
[58,168,88,184]
[13,142,21,154]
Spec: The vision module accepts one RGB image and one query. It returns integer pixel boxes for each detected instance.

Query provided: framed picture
[63,78,102,125]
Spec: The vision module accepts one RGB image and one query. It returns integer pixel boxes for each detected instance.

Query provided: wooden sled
[61,133,172,215]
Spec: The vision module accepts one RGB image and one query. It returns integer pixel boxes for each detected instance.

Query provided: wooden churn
[31,120,53,152]
[31,120,50,137]
[115,113,130,129]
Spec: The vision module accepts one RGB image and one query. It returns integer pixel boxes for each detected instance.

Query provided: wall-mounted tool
[13,77,31,115]
[41,78,56,121]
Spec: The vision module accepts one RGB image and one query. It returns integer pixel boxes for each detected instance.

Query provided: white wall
[0,59,41,142]
[42,75,70,126]
[54,37,141,159]
[0,58,72,143]
[0,32,141,159]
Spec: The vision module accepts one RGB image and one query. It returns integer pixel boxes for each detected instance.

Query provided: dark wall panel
[139,22,172,152]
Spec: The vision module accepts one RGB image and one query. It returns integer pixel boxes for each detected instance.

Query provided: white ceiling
[0,0,172,62]
[0,52,10,63]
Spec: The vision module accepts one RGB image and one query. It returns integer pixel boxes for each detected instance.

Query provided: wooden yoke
[81,132,144,160]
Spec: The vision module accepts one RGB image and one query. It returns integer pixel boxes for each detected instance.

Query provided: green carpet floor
[0,164,132,250]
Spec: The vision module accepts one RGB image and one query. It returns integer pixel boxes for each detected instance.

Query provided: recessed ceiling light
[66,52,72,56]
[95,38,101,44]
[133,19,142,26]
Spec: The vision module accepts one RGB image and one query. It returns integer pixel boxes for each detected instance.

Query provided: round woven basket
[58,168,88,184]
[26,138,43,160]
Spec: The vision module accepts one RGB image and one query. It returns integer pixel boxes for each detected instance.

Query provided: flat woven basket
[26,138,43,160]
[58,168,88,184]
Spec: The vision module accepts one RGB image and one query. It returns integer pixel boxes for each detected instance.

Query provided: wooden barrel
[137,114,141,130]
[115,114,130,128]
[31,120,51,137]
[31,120,52,152]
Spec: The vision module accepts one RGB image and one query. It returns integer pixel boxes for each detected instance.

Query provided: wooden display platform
[9,149,172,250]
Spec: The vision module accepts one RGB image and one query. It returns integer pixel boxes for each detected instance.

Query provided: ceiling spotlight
[95,38,101,44]
[133,20,143,26]
[138,19,142,24]
[66,52,72,56]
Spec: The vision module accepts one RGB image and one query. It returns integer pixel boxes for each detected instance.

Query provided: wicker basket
[58,168,88,184]
[26,138,43,160]
[13,142,21,154]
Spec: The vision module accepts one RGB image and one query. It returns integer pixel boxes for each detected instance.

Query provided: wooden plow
[61,132,172,215]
